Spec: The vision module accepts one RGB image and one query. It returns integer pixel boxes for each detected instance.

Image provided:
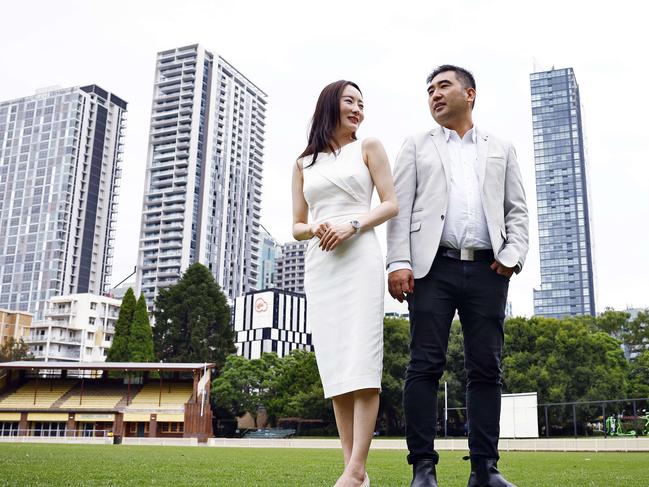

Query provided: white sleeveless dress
[302,139,384,398]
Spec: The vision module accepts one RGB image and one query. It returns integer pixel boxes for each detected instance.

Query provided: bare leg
[332,392,354,467]
[335,388,380,487]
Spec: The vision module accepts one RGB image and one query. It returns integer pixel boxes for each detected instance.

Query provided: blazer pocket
[410,221,422,232]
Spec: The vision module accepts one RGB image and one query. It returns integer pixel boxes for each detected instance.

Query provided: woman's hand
[319,222,356,251]
[311,221,331,239]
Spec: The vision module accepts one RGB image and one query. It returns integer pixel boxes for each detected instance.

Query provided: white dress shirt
[387,126,490,274]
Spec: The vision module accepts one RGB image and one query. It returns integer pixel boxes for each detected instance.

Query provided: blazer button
[441,215,445,221]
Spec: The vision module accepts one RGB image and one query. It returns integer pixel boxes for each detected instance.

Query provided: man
[387,65,528,487]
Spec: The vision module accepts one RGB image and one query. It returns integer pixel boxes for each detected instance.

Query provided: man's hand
[388,269,415,303]
[490,261,515,278]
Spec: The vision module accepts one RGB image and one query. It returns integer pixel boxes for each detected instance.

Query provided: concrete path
[2,436,648,451]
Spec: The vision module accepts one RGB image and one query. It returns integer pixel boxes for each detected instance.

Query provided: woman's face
[338,84,364,134]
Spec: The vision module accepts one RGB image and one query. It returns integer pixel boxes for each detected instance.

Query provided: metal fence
[443,397,649,438]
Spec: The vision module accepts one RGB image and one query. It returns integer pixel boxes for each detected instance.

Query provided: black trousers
[404,254,509,464]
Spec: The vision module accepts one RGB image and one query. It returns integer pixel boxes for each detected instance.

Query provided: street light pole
[444,381,448,438]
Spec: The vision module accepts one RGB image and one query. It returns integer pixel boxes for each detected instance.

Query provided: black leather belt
[437,247,494,262]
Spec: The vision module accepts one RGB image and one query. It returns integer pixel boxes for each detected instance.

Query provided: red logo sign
[255,298,268,313]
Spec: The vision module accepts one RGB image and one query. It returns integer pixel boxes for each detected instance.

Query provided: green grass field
[0,443,647,486]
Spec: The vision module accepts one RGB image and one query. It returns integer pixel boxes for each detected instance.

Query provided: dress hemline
[323,374,382,399]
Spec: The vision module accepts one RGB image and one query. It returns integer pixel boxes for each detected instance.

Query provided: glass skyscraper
[0,86,126,319]
[258,226,280,290]
[530,67,596,317]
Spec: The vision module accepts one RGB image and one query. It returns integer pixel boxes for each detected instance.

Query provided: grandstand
[0,380,76,409]
[0,362,215,441]
[127,382,193,409]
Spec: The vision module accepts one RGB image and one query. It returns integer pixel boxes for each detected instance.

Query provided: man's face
[427,71,474,126]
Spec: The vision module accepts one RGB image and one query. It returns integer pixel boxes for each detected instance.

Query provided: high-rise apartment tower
[136,44,266,305]
[0,86,126,319]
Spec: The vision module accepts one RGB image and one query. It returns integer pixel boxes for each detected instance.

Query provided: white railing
[1,428,111,438]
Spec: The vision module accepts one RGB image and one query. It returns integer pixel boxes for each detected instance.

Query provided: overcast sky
[2,0,647,316]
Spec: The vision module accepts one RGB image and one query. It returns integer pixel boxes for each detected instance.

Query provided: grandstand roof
[0,361,216,372]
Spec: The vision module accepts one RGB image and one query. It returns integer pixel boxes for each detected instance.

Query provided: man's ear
[466,88,476,105]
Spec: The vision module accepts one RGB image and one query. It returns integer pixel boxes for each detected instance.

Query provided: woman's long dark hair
[298,80,362,165]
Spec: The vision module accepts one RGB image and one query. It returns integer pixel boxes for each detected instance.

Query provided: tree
[441,320,467,409]
[153,263,235,367]
[129,294,155,362]
[266,349,331,424]
[106,287,136,362]
[0,338,33,362]
[379,317,410,434]
[628,350,649,398]
[212,350,332,427]
[624,310,649,358]
[502,316,628,403]
[212,353,276,424]
[594,308,630,337]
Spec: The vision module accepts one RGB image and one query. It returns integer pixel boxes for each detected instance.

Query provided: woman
[292,80,398,487]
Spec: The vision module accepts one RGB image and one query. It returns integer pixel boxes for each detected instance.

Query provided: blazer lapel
[476,130,489,190]
[430,127,452,192]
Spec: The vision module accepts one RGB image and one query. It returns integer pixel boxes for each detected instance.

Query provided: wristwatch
[350,220,361,234]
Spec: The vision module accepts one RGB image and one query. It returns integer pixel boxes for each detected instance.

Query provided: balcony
[161,212,185,223]
[164,194,186,205]
[25,336,48,344]
[143,206,163,215]
[162,203,185,213]
[158,269,180,279]
[151,168,175,179]
[49,336,82,345]
[156,75,182,88]
[160,231,183,239]
[150,179,173,190]
[44,307,75,318]
[161,222,184,231]
[32,349,81,360]
[160,240,183,250]
[153,143,177,153]
[152,155,175,167]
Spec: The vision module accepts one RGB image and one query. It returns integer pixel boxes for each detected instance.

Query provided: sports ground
[1,443,648,486]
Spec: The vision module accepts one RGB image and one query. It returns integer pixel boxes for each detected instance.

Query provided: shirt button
[441,215,445,221]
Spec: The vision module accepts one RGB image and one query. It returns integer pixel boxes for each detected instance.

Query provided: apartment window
[90,302,97,310]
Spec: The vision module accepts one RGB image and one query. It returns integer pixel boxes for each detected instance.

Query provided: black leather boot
[411,459,439,487]
[466,457,517,487]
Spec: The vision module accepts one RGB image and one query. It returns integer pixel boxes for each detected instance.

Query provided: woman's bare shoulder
[361,137,384,151]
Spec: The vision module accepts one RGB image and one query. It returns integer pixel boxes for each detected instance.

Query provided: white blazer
[386,126,529,279]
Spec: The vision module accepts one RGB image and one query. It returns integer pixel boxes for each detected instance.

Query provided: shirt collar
[442,125,477,144]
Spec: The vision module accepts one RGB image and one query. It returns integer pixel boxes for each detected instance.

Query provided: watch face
[351,220,360,231]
